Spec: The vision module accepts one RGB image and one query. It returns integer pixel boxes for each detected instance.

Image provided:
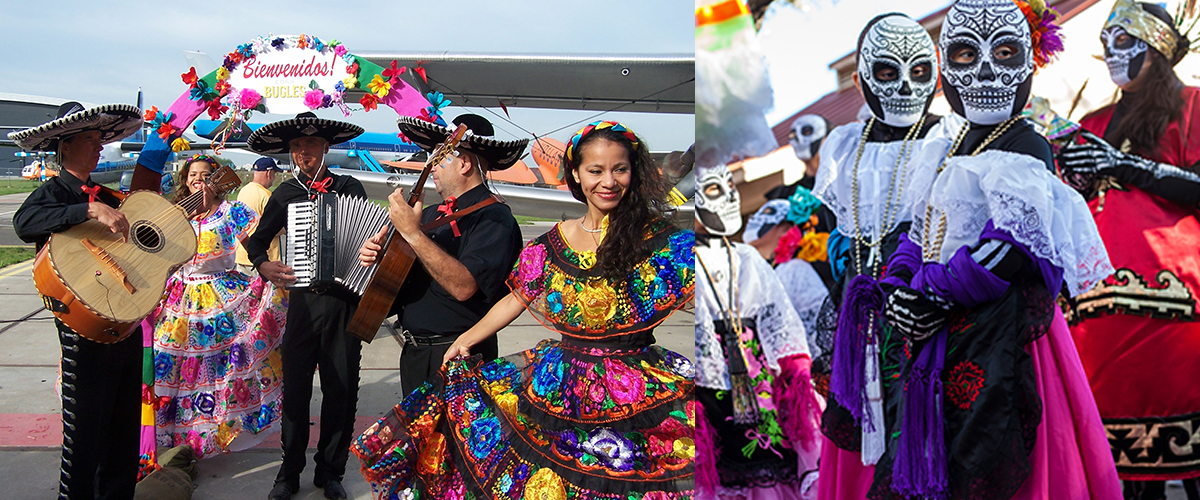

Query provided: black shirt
[14,172,122,252]
[243,170,367,268]
[393,183,522,336]
[958,120,1055,172]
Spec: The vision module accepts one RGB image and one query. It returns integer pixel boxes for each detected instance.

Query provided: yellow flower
[551,272,567,292]
[577,280,617,327]
[576,250,596,269]
[797,232,830,263]
[170,317,188,345]
[197,231,217,254]
[523,468,567,500]
[367,74,390,98]
[639,261,657,283]
[417,431,446,475]
[342,75,357,89]
[486,380,511,397]
[216,67,230,81]
[672,437,695,459]
[216,421,237,449]
[494,392,518,416]
[170,136,191,152]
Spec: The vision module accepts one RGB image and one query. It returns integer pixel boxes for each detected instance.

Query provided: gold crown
[1104,0,1184,61]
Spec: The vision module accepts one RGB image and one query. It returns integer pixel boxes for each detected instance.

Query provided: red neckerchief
[81,184,101,203]
[436,196,460,237]
[308,176,332,198]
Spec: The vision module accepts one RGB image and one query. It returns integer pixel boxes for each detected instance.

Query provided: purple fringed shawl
[830,274,884,425]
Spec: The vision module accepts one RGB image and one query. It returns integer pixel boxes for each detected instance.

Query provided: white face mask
[695,164,742,236]
[940,0,1034,125]
[858,15,939,127]
[789,115,828,161]
[1102,26,1148,87]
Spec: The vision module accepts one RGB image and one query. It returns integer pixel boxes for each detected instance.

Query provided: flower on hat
[239,88,261,110]
[304,89,325,110]
[360,93,379,112]
[368,74,391,98]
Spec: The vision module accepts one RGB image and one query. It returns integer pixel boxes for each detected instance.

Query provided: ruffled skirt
[353,338,695,500]
[150,270,287,458]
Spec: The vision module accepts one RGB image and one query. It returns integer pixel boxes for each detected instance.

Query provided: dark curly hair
[563,127,673,281]
[172,156,223,205]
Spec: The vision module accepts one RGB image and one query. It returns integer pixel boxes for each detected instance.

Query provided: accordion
[283,193,391,294]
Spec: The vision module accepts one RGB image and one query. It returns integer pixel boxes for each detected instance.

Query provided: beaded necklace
[921,116,1022,261]
[849,115,926,279]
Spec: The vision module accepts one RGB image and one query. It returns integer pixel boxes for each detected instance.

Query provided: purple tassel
[831,274,883,424]
[892,328,949,499]
[695,401,722,498]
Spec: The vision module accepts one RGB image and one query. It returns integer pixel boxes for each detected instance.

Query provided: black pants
[274,292,362,489]
[398,334,497,396]
[1125,479,1200,500]
[57,321,141,500]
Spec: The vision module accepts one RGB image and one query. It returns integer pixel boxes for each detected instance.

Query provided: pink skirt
[816,309,1121,499]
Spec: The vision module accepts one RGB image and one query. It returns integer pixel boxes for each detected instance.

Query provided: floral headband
[184,154,220,167]
[565,121,639,162]
[1013,0,1065,69]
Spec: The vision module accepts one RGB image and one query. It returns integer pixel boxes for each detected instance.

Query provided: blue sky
[0,0,694,150]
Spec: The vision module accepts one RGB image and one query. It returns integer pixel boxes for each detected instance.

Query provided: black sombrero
[247,112,364,154]
[398,114,529,171]
[8,102,142,152]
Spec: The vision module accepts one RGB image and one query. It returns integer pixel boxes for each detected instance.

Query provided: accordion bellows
[284,193,391,295]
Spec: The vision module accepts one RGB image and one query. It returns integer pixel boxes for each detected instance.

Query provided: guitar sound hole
[132,222,164,253]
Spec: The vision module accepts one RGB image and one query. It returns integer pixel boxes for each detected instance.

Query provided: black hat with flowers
[397,114,529,171]
[247,112,364,154]
[8,101,142,152]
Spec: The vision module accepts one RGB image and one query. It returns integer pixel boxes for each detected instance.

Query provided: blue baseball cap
[253,157,283,171]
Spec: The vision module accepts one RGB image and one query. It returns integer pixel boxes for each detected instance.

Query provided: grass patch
[0,247,35,269]
[0,179,49,196]
[514,215,558,225]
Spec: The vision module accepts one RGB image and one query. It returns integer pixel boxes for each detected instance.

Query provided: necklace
[849,115,925,280]
[579,216,603,233]
[921,116,1022,261]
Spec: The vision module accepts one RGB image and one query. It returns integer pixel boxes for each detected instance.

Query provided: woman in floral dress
[149,155,288,459]
[353,121,694,500]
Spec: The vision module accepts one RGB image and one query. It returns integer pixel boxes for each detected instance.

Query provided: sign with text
[226,44,349,114]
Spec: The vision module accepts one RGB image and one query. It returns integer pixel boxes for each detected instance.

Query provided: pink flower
[181,357,201,385]
[334,44,347,57]
[517,244,547,283]
[603,358,646,405]
[304,89,325,110]
[239,88,261,109]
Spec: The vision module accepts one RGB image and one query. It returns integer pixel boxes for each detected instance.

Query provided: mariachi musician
[358,114,525,395]
[11,102,144,500]
[241,112,366,500]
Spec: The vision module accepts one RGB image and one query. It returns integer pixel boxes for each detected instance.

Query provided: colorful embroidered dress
[150,200,287,458]
[353,224,695,500]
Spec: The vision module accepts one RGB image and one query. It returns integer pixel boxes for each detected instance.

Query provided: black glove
[884,286,952,342]
[1059,129,1200,207]
[1058,130,1126,177]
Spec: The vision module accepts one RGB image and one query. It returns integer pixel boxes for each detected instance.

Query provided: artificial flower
[333,44,347,57]
[367,74,391,98]
[304,89,325,110]
[425,91,451,118]
[213,80,231,97]
[205,99,228,120]
[334,81,345,93]
[239,88,261,110]
[189,80,212,100]
[181,67,198,86]
[156,122,176,140]
[321,94,332,108]
[271,37,285,49]
[216,67,229,81]
[346,62,359,76]
[359,93,379,112]
[222,55,238,71]
[236,43,253,58]
[227,51,244,65]
[382,60,406,84]
[143,106,159,122]
[312,37,325,52]
[418,108,437,123]
[297,34,307,49]
[171,136,191,153]
[341,75,357,89]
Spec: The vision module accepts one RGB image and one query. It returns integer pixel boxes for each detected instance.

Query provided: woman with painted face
[1057,1,1200,497]
[809,12,963,500]
[868,1,1122,499]
[694,163,824,499]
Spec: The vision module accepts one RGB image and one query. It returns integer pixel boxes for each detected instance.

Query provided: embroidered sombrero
[398,114,529,171]
[247,112,364,154]
[8,102,142,152]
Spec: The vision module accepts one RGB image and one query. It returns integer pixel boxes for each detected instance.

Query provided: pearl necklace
[849,115,925,280]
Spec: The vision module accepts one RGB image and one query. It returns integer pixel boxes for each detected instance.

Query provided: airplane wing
[329,167,693,222]
[353,52,694,114]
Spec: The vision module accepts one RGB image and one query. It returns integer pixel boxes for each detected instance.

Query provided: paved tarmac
[0,196,695,499]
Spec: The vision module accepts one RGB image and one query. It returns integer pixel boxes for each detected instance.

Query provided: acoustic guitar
[33,165,242,343]
[346,124,468,341]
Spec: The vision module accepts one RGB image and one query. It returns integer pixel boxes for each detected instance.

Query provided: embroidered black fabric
[867,276,1053,500]
[697,387,801,490]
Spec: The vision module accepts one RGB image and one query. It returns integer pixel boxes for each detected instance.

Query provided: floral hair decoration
[184,154,219,167]
[1014,0,1065,69]
[565,121,639,162]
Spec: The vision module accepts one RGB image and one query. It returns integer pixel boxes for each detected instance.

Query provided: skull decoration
[789,115,828,161]
[1102,26,1148,87]
[857,14,939,128]
[696,164,742,236]
[940,0,1034,125]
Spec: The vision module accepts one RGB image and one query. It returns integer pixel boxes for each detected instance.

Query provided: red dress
[1070,86,1200,481]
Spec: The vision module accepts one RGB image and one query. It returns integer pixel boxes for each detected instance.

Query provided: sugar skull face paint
[940,0,1034,125]
[1102,25,1148,87]
[858,14,939,127]
[789,114,827,161]
[695,164,742,236]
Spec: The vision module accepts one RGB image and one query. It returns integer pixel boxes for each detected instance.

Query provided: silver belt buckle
[401,329,416,346]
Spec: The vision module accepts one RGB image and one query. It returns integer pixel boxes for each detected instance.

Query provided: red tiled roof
[770,0,1101,144]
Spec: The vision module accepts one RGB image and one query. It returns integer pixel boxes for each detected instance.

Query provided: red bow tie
[308,177,332,196]
[437,196,460,237]
[81,184,101,203]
